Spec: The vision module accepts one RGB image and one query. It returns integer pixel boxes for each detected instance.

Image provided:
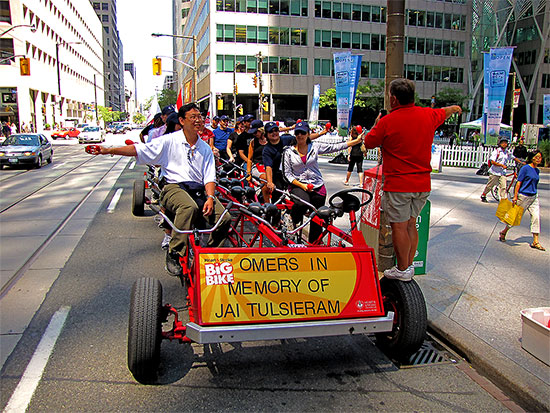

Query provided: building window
[541,74,550,89]
[93,2,100,10]
[104,26,109,33]
[247,0,257,12]
[0,0,12,23]
[102,14,109,22]
[314,0,321,17]
[102,3,108,10]
[0,38,14,65]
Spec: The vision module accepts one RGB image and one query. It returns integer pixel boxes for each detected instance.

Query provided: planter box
[520,307,550,365]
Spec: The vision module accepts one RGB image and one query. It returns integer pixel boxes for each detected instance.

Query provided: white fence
[317,134,505,169]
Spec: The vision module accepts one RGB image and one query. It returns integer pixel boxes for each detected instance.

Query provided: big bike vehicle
[126,161,428,383]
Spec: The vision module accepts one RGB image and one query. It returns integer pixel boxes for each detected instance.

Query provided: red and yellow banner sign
[196,249,384,325]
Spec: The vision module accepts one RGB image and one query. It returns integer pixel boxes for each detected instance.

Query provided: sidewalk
[419,166,549,411]
[321,159,549,410]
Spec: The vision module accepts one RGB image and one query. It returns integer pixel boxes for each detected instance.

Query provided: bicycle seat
[248,202,263,216]
[218,177,231,188]
[245,186,256,201]
[317,206,332,220]
[230,186,245,199]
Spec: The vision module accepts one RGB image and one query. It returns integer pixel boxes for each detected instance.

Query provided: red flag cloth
[176,88,183,109]
[361,165,383,229]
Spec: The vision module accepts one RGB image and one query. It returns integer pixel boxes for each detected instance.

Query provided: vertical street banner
[481,52,489,139]
[484,47,515,144]
[309,84,321,126]
[544,94,550,127]
[333,52,362,136]
[184,80,193,104]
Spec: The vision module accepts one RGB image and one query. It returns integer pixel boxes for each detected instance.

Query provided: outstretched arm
[87,145,137,156]
[443,105,462,120]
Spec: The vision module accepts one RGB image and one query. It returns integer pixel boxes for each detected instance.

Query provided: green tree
[158,88,178,109]
[98,106,113,123]
[143,96,154,112]
[319,80,385,110]
[133,113,146,125]
[435,87,470,109]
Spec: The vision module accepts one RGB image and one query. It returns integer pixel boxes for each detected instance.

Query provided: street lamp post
[151,33,197,103]
[0,24,36,37]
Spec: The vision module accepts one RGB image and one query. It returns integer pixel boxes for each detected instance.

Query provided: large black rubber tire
[132,180,145,216]
[35,155,42,169]
[375,278,427,361]
[47,151,53,164]
[128,277,163,383]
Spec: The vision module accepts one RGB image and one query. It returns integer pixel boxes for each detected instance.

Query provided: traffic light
[262,101,269,112]
[238,105,243,115]
[252,75,257,88]
[19,57,30,76]
[234,84,238,95]
[152,58,162,75]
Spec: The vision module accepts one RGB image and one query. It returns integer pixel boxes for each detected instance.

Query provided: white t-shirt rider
[488,147,512,176]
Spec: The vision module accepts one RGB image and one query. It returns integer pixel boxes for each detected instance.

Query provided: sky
[117,0,174,105]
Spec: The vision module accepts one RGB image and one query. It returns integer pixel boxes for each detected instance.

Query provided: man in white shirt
[85,103,231,276]
[480,138,518,202]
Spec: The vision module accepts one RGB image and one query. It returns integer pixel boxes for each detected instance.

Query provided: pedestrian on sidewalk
[498,150,545,251]
[480,138,522,202]
[342,125,364,187]
[362,78,462,281]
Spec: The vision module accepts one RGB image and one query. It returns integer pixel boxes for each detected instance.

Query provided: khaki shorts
[382,191,430,223]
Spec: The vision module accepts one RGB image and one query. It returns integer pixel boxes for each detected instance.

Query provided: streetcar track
[0,157,127,299]
[0,156,97,214]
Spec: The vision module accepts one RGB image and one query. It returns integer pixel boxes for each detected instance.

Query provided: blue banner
[334,52,362,136]
[544,94,550,128]
[484,47,514,142]
[309,84,321,126]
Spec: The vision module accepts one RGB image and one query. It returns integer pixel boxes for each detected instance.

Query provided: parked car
[0,133,53,169]
[105,124,115,133]
[78,126,105,144]
[75,123,90,133]
[112,124,128,134]
[51,127,80,139]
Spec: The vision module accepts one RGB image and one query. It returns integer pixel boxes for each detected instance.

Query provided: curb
[426,304,550,412]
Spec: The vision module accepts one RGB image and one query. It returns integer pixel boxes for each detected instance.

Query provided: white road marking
[128,161,136,170]
[106,188,123,213]
[4,306,71,413]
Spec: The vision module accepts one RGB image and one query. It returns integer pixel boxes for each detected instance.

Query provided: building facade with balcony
[173,0,471,121]
[90,0,124,112]
[0,0,104,132]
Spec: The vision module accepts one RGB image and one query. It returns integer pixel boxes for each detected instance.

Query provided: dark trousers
[161,184,231,256]
[290,186,326,243]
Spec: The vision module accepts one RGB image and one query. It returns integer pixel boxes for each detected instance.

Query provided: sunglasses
[295,130,308,135]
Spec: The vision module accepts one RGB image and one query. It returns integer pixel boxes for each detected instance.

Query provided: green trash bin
[393,199,430,275]
[413,200,430,275]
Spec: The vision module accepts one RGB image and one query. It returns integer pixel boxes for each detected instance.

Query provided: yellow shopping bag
[495,199,524,226]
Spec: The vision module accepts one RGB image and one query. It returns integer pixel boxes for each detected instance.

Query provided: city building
[124,61,137,115]
[172,0,471,121]
[90,0,124,112]
[1,0,104,131]
[470,0,549,130]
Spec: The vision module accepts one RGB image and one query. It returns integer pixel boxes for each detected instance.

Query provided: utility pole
[256,52,263,119]
[233,68,237,123]
[93,73,99,125]
[384,0,405,110]
[510,71,516,133]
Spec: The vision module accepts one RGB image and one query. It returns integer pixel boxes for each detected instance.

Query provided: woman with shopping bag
[498,150,545,251]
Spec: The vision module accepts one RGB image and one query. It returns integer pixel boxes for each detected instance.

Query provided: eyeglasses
[185,115,201,121]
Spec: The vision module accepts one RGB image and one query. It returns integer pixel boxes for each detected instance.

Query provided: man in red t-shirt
[363,78,462,281]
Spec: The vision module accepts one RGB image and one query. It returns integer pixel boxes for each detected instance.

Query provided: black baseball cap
[264,121,279,133]
[249,119,263,134]
[499,138,509,144]
[213,115,220,121]
[220,115,230,121]
[294,121,310,134]
[243,114,254,121]
[161,105,175,115]
[236,116,244,123]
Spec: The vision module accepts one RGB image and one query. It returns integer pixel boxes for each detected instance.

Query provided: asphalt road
[0,137,512,412]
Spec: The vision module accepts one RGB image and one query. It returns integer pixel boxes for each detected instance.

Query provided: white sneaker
[161,233,172,250]
[342,180,350,186]
[383,265,413,281]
